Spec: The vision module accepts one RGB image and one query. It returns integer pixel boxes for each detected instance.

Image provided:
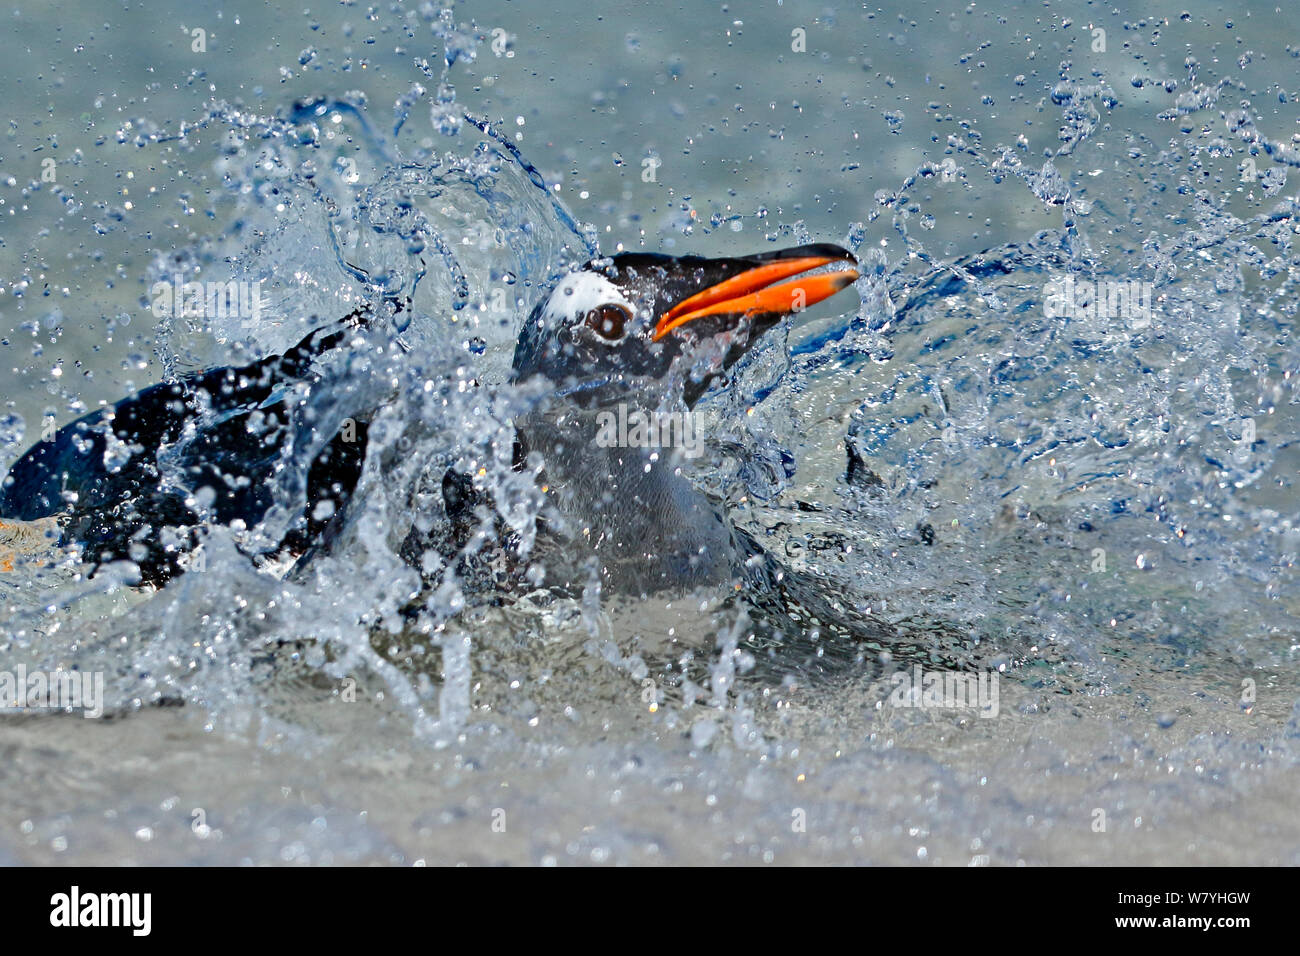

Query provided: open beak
[653,246,859,342]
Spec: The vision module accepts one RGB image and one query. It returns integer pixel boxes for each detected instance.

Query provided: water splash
[3,47,1297,760]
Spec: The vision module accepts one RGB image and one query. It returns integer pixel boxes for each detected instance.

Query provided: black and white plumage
[0,244,859,595]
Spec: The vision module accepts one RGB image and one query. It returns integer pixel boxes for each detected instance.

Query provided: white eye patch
[542,270,635,326]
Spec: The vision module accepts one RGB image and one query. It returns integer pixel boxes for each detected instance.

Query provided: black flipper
[0,312,375,585]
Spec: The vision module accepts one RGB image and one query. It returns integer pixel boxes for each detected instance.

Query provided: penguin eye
[584,304,631,342]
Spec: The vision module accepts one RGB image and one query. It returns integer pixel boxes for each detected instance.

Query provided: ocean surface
[1,0,1298,864]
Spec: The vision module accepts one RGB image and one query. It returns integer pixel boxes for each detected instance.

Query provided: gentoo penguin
[0,245,859,595]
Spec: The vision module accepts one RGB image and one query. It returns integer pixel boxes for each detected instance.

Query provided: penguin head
[511,243,859,407]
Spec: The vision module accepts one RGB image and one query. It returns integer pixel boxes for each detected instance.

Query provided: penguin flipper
[0,310,382,584]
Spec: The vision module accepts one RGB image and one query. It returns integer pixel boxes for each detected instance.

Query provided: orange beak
[653,253,859,342]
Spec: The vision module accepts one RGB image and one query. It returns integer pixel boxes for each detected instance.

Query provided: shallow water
[1,1,1298,865]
